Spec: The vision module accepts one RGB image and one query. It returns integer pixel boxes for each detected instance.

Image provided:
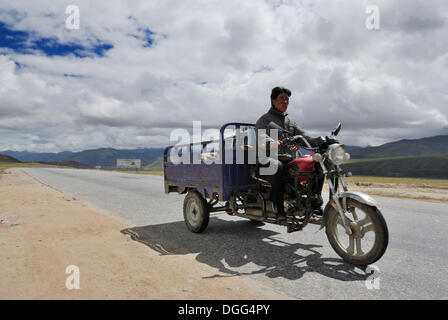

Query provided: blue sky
[0,0,447,152]
[0,21,114,57]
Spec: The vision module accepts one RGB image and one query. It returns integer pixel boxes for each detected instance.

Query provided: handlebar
[267,121,340,151]
[281,135,313,149]
[280,135,339,152]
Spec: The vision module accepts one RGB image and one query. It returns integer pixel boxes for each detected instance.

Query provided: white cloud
[0,0,447,152]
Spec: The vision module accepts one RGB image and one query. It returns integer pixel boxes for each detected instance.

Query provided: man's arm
[255,115,276,149]
[288,118,321,147]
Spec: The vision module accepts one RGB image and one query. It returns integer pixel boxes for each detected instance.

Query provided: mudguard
[322,191,379,227]
[339,191,378,208]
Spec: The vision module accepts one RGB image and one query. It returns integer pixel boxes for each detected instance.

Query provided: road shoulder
[0,168,288,299]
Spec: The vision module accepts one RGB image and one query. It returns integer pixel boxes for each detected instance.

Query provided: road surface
[22,168,448,299]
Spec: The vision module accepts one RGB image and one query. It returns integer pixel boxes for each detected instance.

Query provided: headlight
[327,144,349,165]
[312,153,323,162]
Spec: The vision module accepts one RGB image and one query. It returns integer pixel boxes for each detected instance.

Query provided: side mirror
[332,123,342,137]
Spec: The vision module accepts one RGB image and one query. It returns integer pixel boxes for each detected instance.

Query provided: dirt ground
[323,181,448,203]
[1,169,446,300]
[0,169,287,300]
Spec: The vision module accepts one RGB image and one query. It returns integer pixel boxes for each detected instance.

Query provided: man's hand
[325,136,339,145]
[290,145,299,152]
[272,140,283,149]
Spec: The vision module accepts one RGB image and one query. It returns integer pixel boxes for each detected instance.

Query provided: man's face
[272,93,289,113]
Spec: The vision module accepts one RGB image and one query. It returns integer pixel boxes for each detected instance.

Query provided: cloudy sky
[0,0,447,152]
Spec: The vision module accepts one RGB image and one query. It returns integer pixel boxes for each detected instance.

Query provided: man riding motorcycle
[255,86,325,220]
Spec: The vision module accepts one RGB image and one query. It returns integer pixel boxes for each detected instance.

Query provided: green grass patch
[347,154,448,164]
[343,154,448,179]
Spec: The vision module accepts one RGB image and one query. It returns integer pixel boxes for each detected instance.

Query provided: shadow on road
[121,217,367,282]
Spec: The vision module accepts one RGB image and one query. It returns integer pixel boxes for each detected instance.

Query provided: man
[255,86,323,220]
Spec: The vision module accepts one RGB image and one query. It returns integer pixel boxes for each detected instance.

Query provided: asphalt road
[22,168,448,299]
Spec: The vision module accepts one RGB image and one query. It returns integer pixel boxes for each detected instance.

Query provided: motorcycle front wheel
[325,198,388,266]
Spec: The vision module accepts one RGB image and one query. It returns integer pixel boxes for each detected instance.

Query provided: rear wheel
[325,198,388,266]
[183,191,210,233]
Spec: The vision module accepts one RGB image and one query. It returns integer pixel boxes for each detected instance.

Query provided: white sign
[117,159,141,169]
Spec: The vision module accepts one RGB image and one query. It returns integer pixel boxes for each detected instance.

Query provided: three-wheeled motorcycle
[164,122,388,266]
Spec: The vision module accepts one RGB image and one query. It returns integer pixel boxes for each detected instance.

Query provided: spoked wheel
[326,198,388,266]
[183,191,210,233]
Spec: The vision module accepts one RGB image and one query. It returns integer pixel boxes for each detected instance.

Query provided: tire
[183,191,210,233]
[325,198,388,266]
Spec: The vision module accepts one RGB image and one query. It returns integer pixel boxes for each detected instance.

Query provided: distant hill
[1,153,91,169]
[348,135,448,159]
[143,156,163,171]
[2,134,447,178]
[2,148,164,169]
[0,154,21,163]
[342,155,448,179]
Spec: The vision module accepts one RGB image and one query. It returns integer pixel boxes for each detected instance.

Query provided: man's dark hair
[270,87,291,107]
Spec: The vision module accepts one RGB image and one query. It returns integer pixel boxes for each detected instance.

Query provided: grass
[369,193,446,202]
[0,163,165,177]
[111,169,448,191]
[0,162,62,171]
[347,154,448,163]
[108,170,164,176]
[344,175,448,188]
[110,168,448,188]
[2,162,445,202]
[343,175,448,203]
[3,161,445,187]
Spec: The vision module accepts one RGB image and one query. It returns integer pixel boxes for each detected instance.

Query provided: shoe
[309,207,323,224]
[276,208,287,222]
[313,207,323,216]
[276,214,287,222]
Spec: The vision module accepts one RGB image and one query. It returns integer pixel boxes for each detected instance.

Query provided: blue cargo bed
[164,123,258,201]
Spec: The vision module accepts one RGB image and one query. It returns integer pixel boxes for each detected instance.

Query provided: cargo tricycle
[164,122,388,266]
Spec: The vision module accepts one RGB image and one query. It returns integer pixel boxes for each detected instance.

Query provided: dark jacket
[256,107,318,157]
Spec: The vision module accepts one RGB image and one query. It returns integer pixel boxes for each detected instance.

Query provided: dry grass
[345,176,448,189]
[338,176,448,202]
[3,164,446,202]
[0,162,61,172]
[108,170,164,176]
[114,170,448,201]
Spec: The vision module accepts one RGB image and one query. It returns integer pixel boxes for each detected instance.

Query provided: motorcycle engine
[284,199,306,217]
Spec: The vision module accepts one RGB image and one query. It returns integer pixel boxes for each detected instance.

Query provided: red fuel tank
[286,155,315,183]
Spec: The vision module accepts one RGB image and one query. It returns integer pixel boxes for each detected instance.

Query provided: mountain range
[0,154,21,163]
[346,135,448,159]
[1,148,164,169]
[342,135,448,179]
[1,135,447,178]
